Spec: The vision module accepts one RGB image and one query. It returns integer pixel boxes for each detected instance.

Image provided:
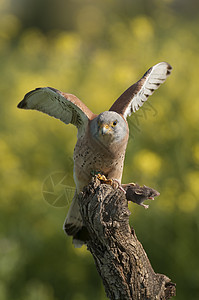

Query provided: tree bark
[78,177,176,300]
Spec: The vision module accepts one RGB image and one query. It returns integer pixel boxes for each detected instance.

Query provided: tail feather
[63,191,83,234]
[73,226,90,248]
[64,223,81,236]
[63,191,85,246]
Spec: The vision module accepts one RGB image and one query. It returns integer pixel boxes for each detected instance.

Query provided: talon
[95,173,126,194]
[97,174,113,185]
[96,173,113,185]
[96,173,106,181]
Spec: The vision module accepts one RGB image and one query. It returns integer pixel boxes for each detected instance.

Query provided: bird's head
[90,111,128,145]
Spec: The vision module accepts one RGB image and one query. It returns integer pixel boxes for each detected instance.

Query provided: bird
[17,62,172,247]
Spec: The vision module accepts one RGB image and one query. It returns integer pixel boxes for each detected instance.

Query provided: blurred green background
[0,0,199,299]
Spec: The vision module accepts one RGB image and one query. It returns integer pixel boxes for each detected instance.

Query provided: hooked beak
[100,124,111,135]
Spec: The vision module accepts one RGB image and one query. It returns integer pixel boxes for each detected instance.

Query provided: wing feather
[18,87,95,136]
[109,62,172,119]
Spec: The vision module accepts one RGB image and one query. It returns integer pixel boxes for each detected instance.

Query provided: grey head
[90,111,129,146]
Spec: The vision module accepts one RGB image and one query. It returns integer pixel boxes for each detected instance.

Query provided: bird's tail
[63,191,86,247]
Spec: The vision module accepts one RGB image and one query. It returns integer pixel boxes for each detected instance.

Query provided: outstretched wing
[109,62,172,119]
[18,87,95,136]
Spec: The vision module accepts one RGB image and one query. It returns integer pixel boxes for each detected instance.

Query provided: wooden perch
[78,177,176,300]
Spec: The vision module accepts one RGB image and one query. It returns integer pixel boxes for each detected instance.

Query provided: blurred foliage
[0,0,199,299]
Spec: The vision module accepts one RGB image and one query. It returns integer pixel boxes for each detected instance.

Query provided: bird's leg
[91,170,112,184]
[96,173,113,186]
[91,171,126,193]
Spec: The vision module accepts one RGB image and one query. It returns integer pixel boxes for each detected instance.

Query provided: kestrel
[18,62,172,246]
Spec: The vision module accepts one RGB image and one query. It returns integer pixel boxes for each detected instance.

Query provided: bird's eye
[112,120,118,126]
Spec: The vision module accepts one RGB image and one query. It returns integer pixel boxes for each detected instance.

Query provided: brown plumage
[17,62,172,247]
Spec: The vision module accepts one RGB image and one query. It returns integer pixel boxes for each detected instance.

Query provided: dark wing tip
[143,67,152,78]
[144,62,172,78]
[167,63,173,70]
[166,62,173,75]
[47,86,60,93]
[17,87,42,109]
[17,98,26,109]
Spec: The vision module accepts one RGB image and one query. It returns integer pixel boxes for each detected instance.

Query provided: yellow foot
[96,173,113,185]
[96,173,126,194]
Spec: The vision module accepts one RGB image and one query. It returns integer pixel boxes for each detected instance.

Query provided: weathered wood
[78,177,176,300]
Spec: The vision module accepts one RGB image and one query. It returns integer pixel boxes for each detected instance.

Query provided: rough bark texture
[78,177,176,300]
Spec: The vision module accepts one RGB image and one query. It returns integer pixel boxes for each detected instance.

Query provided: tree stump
[78,177,176,300]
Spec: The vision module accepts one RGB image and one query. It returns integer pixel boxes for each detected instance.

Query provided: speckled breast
[73,135,126,192]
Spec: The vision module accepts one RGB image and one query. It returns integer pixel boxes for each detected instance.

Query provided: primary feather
[18,87,94,137]
[109,62,172,119]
